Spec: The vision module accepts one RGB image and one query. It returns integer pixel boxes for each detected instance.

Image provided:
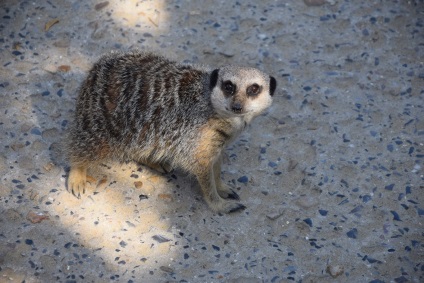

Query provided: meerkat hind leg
[214,155,240,200]
[67,164,88,198]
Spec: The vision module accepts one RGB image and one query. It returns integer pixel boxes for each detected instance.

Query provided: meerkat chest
[230,116,247,131]
[223,116,249,143]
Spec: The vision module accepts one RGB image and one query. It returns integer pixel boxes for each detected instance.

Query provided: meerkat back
[66,51,276,213]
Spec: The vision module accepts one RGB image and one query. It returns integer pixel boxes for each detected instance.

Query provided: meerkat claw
[229,203,246,213]
[71,189,79,199]
[227,190,240,200]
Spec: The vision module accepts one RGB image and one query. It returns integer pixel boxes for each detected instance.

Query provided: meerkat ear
[269,76,277,96]
[210,69,219,90]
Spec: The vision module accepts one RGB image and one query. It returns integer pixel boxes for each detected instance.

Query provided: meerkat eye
[247,83,261,96]
[223,81,235,95]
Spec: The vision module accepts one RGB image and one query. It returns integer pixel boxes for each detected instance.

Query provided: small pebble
[326,265,344,278]
[266,209,284,220]
[237,176,248,183]
[95,1,109,10]
[346,228,358,239]
[152,235,171,243]
[139,194,148,200]
[385,184,395,191]
[26,211,49,223]
[303,218,313,227]
[157,193,173,202]
[134,181,143,189]
[30,128,42,135]
[159,266,174,273]
[268,161,277,168]
[362,195,372,203]
[304,0,326,6]
[295,196,319,209]
[212,245,220,251]
[390,210,402,221]
[57,65,71,72]
[318,209,328,216]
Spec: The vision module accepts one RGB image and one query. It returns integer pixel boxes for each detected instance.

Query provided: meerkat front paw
[67,166,87,198]
[217,183,240,200]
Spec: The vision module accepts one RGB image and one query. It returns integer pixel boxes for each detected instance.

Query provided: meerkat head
[209,66,276,120]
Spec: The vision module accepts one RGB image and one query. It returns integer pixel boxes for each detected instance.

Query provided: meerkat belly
[118,106,209,168]
[136,125,200,165]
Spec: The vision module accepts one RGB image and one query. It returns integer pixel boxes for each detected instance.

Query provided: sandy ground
[0,0,423,282]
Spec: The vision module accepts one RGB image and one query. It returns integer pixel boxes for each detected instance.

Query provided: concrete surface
[0,0,423,282]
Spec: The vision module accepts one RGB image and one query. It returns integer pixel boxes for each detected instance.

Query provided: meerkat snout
[232,102,243,113]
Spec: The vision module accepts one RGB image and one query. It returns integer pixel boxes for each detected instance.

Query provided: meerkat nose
[232,103,243,113]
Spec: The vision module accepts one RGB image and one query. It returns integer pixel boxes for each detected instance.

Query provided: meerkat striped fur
[66,50,276,213]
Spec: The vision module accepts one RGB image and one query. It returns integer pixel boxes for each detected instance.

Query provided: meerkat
[66,50,276,213]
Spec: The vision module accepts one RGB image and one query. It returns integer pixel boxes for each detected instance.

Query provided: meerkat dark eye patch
[247,83,261,97]
[269,76,277,96]
[222,80,236,96]
[210,69,219,90]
